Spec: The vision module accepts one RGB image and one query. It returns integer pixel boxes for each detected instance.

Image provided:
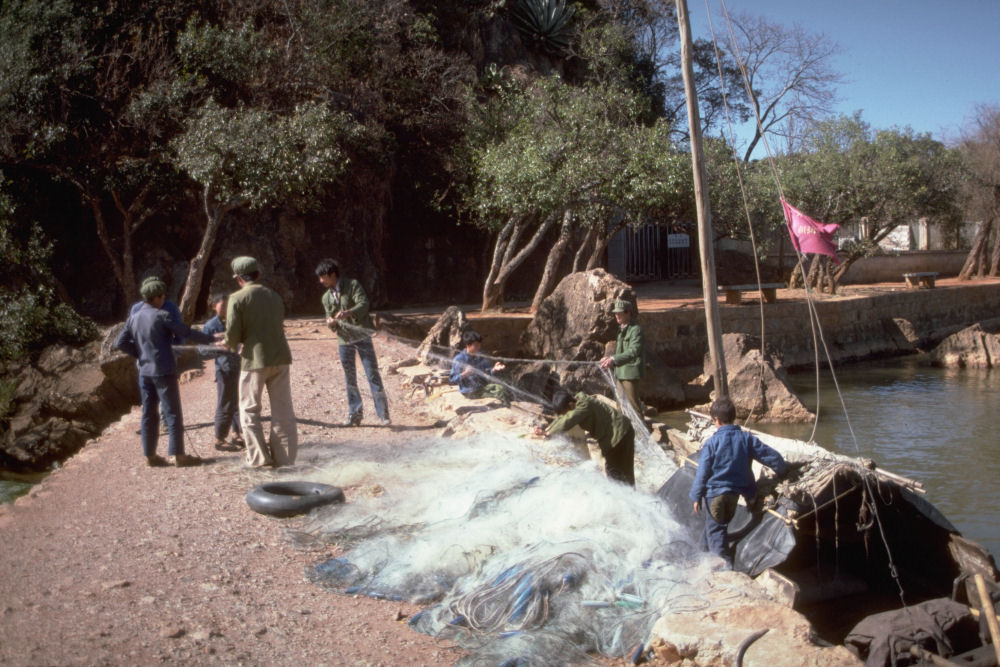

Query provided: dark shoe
[174,454,207,467]
[146,454,169,467]
[341,414,362,427]
[214,439,236,452]
[230,436,246,450]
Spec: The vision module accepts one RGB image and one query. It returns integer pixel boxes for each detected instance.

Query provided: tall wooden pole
[675,0,728,398]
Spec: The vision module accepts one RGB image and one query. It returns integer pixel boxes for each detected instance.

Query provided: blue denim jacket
[449,349,494,394]
[688,424,788,502]
[116,303,214,376]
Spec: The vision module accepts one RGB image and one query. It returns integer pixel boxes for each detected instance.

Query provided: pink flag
[781,198,840,264]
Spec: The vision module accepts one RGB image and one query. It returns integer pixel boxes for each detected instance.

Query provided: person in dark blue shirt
[688,397,788,568]
[202,292,243,452]
[449,330,510,406]
[130,276,184,344]
[115,278,218,467]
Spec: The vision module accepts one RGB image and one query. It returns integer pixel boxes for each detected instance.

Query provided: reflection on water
[748,357,1000,560]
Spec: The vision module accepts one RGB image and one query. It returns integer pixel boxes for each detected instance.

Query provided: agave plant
[510,0,575,55]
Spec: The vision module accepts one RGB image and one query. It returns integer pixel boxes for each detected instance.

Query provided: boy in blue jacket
[449,330,510,406]
[202,293,243,452]
[689,397,787,568]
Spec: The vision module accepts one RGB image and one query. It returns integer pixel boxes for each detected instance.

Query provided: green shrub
[0,287,98,363]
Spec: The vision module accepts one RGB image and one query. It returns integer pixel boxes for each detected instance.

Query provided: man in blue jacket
[115,277,218,467]
[689,397,788,568]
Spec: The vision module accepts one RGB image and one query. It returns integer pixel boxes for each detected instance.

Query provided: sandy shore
[0,319,463,666]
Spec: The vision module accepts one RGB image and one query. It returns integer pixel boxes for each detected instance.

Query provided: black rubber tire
[245,481,345,518]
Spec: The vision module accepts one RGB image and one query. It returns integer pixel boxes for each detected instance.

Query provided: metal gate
[609,223,695,281]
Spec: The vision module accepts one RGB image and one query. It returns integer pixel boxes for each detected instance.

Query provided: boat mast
[675,0,728,398]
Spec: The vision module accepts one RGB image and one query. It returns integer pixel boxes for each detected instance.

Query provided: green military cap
[140,278,166,300]
[612,299,632,313]
[231,256,259,276]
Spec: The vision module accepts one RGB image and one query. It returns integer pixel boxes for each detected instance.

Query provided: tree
[170,100,352,321]
[0,0,192,306]
[780,113,961,291]
[957,105,1000,279]
[463,73,688,311]
[726,12,844,163]
[0,184,96,362]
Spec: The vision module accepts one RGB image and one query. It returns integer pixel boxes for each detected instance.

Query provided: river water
[667,356,1000,561]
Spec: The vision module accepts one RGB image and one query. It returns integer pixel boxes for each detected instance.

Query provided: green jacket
[321,277,374,345]
[225,282,292,371]
[547,392,633,453]
[612,322,645,381]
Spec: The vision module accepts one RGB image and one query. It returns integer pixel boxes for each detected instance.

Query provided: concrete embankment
[417,280,1000,373]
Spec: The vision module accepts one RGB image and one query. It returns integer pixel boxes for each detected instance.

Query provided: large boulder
[705,333,814,423]
[520,270,686,407]
[929,320,1000,368]
[1,325,205,471]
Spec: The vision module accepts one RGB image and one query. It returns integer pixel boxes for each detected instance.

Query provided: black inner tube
[245,481,345,518]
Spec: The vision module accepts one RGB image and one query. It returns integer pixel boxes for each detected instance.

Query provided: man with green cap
[225,256,297,468]
[115,277,218,467]
[599,298,645,418]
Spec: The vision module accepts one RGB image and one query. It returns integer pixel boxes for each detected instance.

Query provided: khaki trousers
[239,365,297,467]
[616,379,643,418]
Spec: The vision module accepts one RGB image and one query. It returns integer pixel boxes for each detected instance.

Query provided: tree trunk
[585,219,627,270]
[959,219,991,280]
[989,215,1000,276]
[481,216,519,312]
[178,184,234,322]
[530,209,573,313]
[481,213,555,312]
[572,227,595,272]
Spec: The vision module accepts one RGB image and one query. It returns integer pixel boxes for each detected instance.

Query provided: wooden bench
[717,283,786,305]
[903,272,938,289]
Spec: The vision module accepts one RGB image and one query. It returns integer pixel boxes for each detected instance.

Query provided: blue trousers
[140,374,184,457]
[701,493,739,568]
[339,337,388,420]
[214,367,241,440]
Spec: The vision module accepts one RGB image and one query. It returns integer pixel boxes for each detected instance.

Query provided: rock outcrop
[704,333,814,423]
[1,340,134,470]
[1,325,203,471]
[929,319,1000,367]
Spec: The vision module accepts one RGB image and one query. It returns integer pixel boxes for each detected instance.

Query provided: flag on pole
[781,198,840,264]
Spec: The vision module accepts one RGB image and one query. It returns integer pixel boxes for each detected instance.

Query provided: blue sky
[687,0,1000,147]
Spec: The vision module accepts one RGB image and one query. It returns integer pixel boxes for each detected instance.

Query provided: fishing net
[299,433,723,664]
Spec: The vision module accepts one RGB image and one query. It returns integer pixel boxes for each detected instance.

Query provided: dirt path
[0,319,462,666]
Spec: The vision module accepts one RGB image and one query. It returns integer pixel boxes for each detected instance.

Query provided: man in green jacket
[534,390,635,487]
[600,299,645,418]
[315,258,390,426]
[225,256,297,468]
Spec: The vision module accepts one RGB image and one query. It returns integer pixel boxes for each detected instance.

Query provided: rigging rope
[707,0,908,606]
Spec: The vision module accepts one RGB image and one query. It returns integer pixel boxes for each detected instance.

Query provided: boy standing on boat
[689,397,787,569]
[599,299,645,418]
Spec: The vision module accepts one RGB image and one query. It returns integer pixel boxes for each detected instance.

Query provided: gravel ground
[0,319,464,666]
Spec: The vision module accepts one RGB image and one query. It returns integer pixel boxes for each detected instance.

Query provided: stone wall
[459,282,1000,373]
